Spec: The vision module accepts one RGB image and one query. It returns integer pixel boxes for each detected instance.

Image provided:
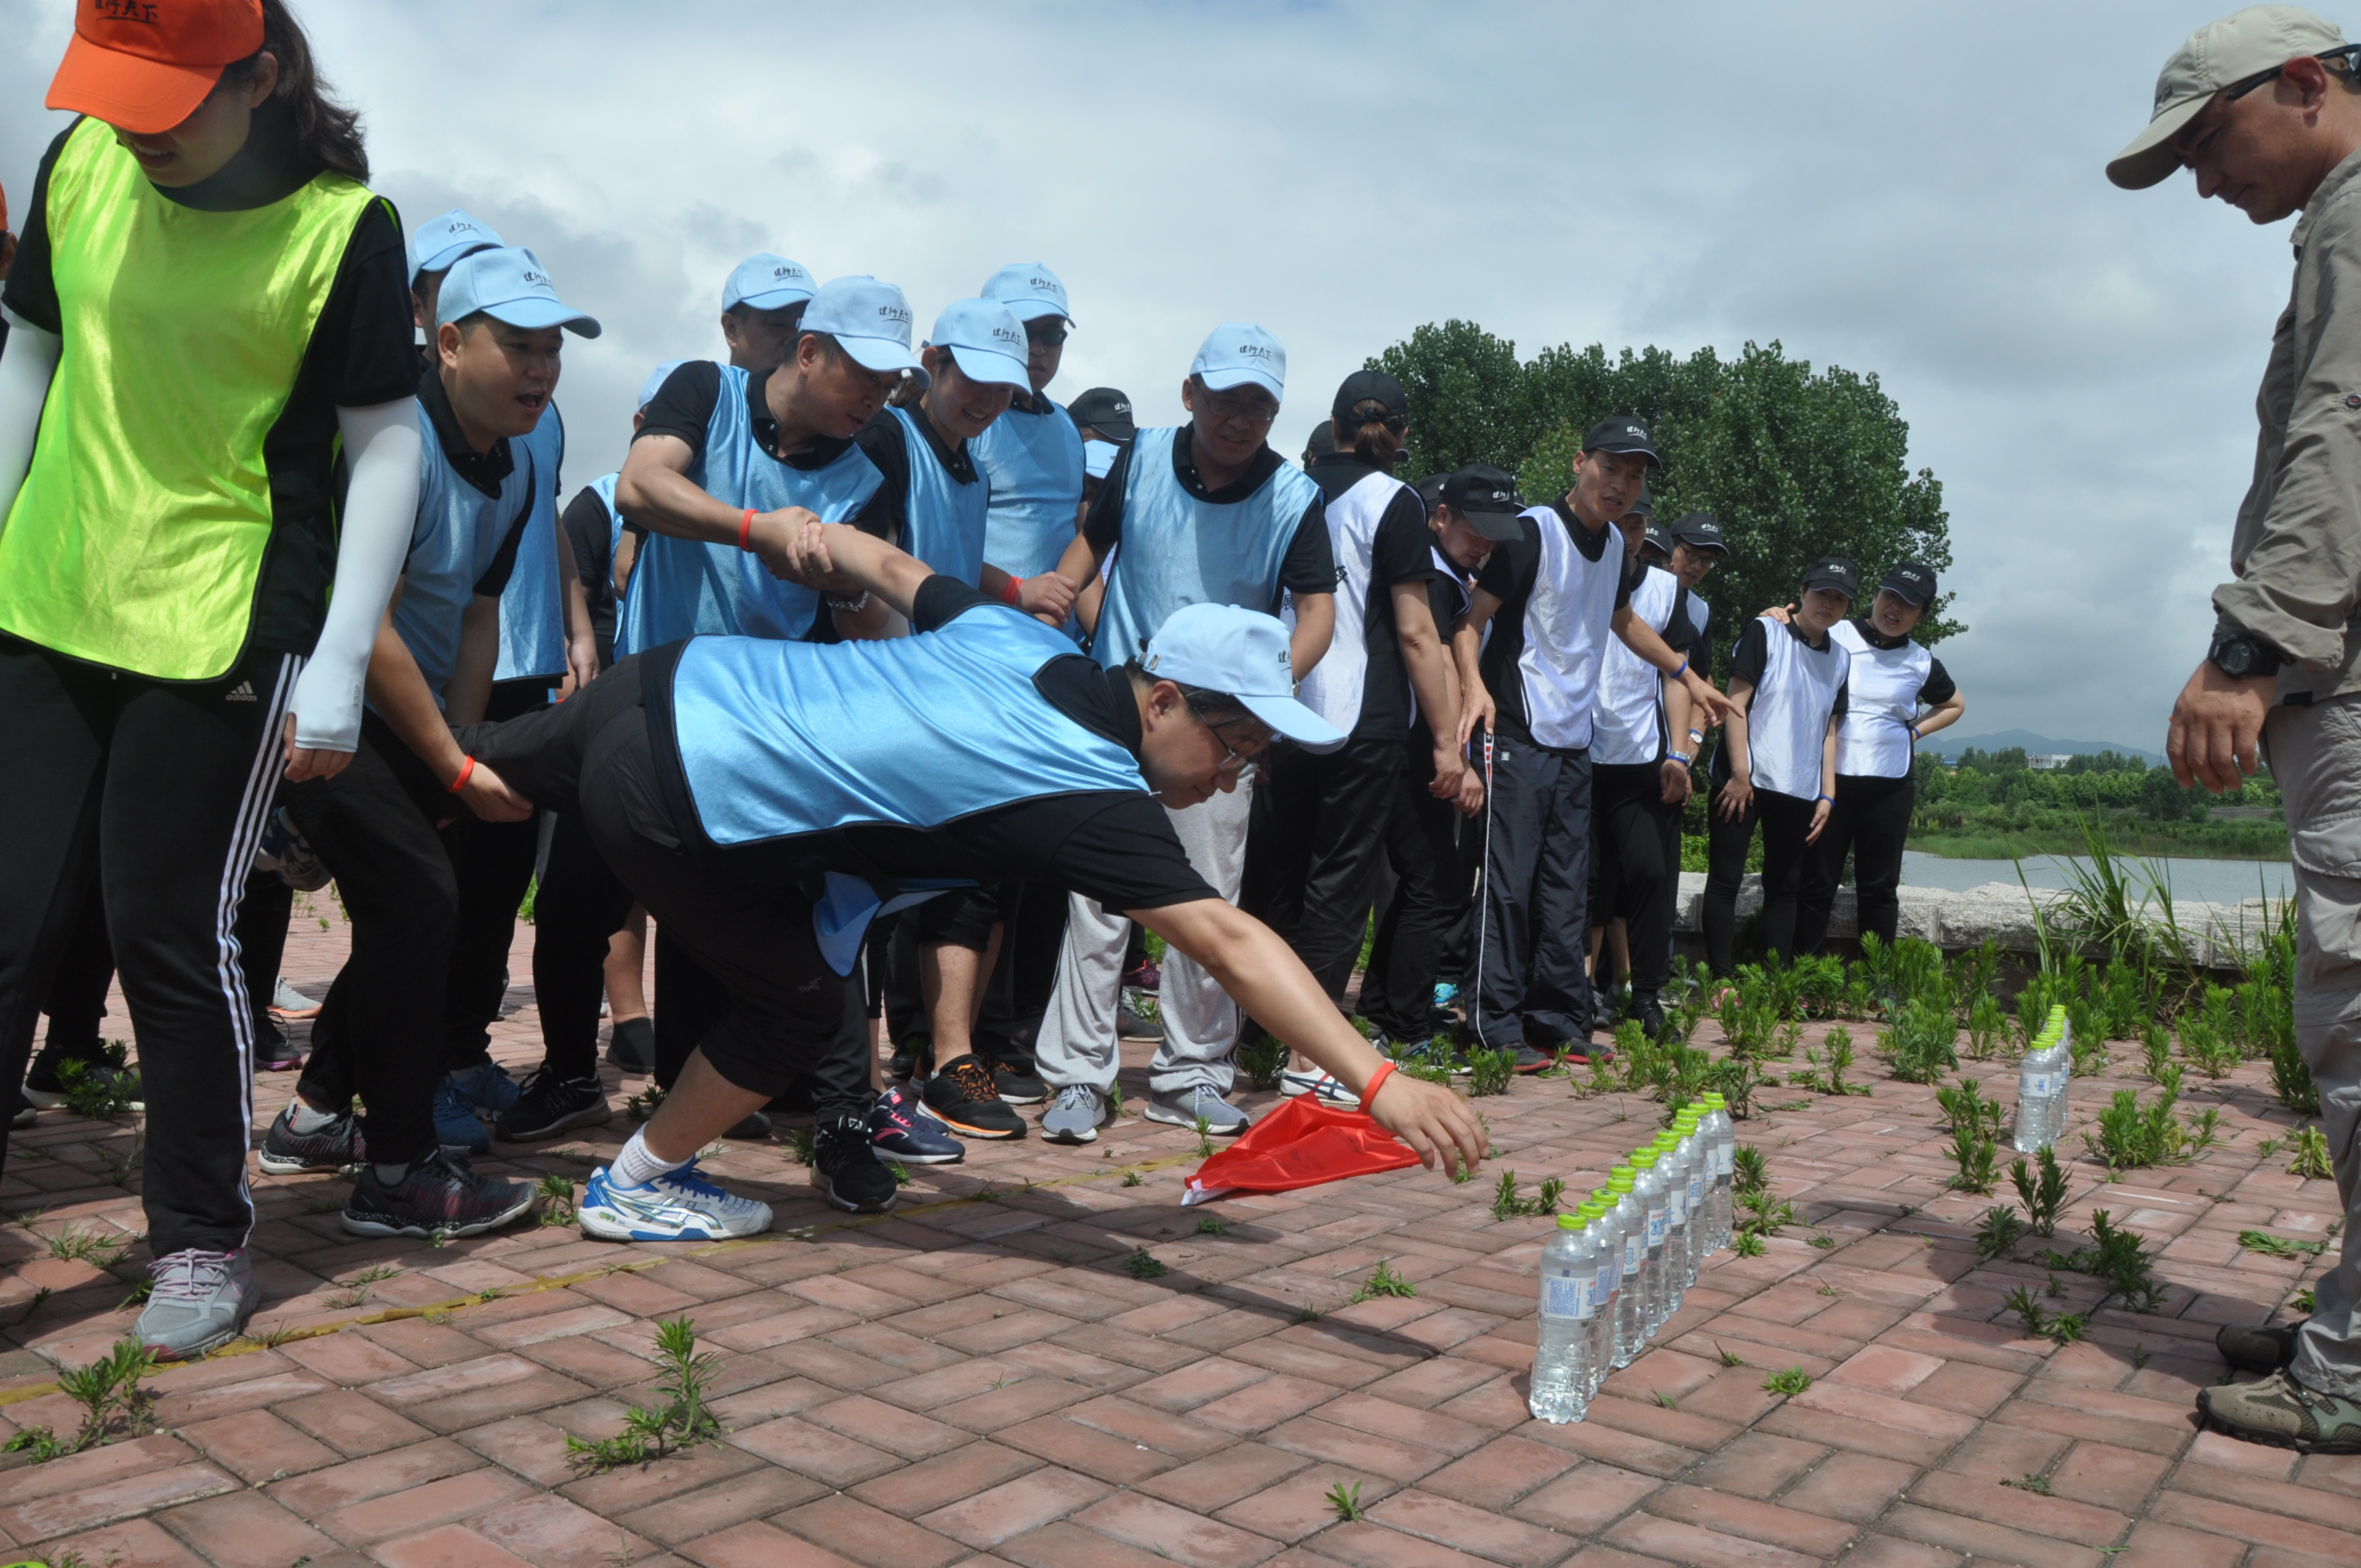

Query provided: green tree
[1369,324,1956,677]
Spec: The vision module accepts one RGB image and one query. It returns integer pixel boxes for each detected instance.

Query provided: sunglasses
[1025,323,1069,346]
[2219,43,2361,105]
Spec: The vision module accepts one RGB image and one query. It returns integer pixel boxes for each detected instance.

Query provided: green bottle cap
[1611,1164,1636,1180]
[1559,1211,1586,1230]
[1676,1111,1700,1128]
[1609,1173,1634,1192]
[1633,1151,1657,1169]
[1702,1092,1727,1109]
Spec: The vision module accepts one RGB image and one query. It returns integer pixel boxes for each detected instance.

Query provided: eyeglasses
[1186,695,1274,772]
[1026,323,1069,346]
[1196,388,1280,430]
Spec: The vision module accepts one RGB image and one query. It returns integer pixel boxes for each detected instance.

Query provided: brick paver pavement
[1,904,2354,1567]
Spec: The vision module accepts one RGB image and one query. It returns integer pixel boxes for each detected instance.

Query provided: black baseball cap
[1622,485,1654,520]
[1879,560,1937,606]
[1438,464,1528,541]
[1583,415,1661,468]
[1800,556,1860,600]
[1670,512,1726,553]
[1642,520,1675,556]
[1068,386,1135,440]
[1302,422,1340,462]
[1415,472,1449,512]
[1332,369,1408,427]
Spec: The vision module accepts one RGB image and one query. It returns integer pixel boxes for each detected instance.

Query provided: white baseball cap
[1142,603,1344,752]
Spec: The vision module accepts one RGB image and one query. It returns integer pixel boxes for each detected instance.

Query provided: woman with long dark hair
[0,0,422,1357]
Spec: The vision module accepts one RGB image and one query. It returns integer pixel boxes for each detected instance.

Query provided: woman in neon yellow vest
[0,0,422,1359]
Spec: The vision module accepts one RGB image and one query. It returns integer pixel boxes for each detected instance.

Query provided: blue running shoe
[449,1061,521,1114]
[1432,981,1461,1010]
[870,1086,964,1165]
[579,1161,772,1241]
[433,1075,490,1155]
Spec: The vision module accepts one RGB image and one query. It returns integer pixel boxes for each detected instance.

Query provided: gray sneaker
[1145,1084,1250,1136]
[1041,1084,1107,1144]
[137,1248,256,1360]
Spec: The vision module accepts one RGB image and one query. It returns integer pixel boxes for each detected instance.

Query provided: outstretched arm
[788,521,937,623]
[1614,602,1738,727]
[0,312,60,532]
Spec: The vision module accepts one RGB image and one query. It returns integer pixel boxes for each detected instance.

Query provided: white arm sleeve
[0,306,63,537]
[288,399,421,752]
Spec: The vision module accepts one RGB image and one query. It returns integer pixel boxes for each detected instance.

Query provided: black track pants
[529,807,636,1084]
[284,714,460,1168]
[1241,733,1404,1003]
[441,681,554,1072]
[1796,774,1915,956]
[1362,736,1473,1042]
[0,635,297,1257]
[1590,762,1680,1004]
[1702,784,1818,976]
[1470,735,1593,1050]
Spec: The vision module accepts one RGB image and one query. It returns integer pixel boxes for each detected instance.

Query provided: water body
[1899,850,2293,904]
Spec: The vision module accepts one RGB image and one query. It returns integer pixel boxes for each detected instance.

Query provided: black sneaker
[888,1036,934,1082]
[1512,1043,1558,1073]
[984,1053,1048,1105]
[493,1069,614,1142]
[253,1013,304,1072]
[258,1103,364,1175]
[1117,992,1164,1042]
[921,1056,1027,1139]
[811,1114,898,1213]
[606,1016,654,1072]
[342,1150,534,1238]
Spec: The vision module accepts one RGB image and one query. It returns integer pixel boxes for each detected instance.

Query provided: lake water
[1900,850,2293,904]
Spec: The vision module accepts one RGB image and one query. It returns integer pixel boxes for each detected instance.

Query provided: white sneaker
[1146,1084,1251,1133]
[1277,1067,1360,1109]
[579,1161,772,1241]
[1041,1084,1106,1144]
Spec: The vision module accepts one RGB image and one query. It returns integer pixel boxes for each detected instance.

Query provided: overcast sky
[0,1,2306,749]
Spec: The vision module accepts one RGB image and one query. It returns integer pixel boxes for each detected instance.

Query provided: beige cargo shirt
[2219,144,2361,702]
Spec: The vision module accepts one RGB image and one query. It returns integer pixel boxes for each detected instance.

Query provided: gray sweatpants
[2266,695,2361,1402]
[1033,777,1253,1098]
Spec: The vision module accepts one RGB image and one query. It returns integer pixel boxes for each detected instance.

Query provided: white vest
[1289,470,1399,733]
[1591,565,1682,766]
[1831,618,1932,779]
[1746,615,1849,799]
[1514,507,1624,752]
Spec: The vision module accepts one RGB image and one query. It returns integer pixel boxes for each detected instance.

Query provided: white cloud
[0,0,2313,749]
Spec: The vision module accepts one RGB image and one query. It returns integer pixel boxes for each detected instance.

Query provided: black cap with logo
[1800,556,1860,600]
[1583,415,1662,468]
[1622,484,1654,520]
[1415,472,1450,513]
[1670,512,1727,553]
[1642,520,1675,556]
[1068,387,1135,440]
[1879,560,1937,606]
[1438,464,1529,541]
[1302,422,1340,462]
[1331,369,1409,427]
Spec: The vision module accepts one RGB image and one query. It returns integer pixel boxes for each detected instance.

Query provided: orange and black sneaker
[920,1055,1027,1139]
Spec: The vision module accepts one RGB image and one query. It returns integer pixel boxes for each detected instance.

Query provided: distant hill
[1925,729,2164,766]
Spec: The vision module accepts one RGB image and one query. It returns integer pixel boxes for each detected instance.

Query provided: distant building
[2026,754,2073,771]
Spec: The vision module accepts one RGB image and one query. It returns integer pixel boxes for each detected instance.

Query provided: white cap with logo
[1142,603,1345,752]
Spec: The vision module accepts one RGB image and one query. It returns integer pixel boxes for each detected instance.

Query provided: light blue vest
[590,471,623,565]
[973,395,1084,579]
[671,605,1147,848]
[494,403,567,683]
[888,406,989,587]
[614,363,883,655]
[390,406,538,709]
[1092,427,1320,670]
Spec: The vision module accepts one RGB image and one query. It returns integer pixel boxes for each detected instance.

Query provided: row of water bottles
[1530,1093,1736,1423]
[2013,1004,2072,1153]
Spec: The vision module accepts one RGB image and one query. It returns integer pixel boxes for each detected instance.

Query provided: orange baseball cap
[46,0,266,137]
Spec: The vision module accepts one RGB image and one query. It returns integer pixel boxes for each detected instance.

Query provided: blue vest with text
[1092,427,1318,670]
[390,407,537,709]
[614,364,883,654]
[494,403,567,683]
[671,605,1148,848]
[590,471,623,564]
[973,396,1084,579]
[889,406,990,587]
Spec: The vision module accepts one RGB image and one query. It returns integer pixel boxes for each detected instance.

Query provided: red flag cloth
[1182,1094,1422,1205]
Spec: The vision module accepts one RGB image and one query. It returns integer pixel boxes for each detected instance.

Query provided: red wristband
[1002,575,1023,606]
[739,509,756,551]
[1361,1059,1396,1112]
[448,755,476,794]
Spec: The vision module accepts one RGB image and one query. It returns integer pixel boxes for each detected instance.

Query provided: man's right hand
[748,506,828,585]
[1363,1069,1488,1178]
[2166,658,2274,793]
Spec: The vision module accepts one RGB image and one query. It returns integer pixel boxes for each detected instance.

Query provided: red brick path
[1,904,2353,1567]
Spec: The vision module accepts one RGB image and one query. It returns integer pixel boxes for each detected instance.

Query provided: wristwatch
[2207,626,2283,680]
[825,591,871,614]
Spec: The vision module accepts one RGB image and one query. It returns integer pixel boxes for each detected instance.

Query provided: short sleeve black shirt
[1081,428,1337,598]
[851,407,976,543]
[1306,455,1446,737]
[633,360,859,473]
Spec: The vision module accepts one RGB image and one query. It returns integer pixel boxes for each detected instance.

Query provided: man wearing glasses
[2118,5,2361,1453]
[1032,324,1338,1144]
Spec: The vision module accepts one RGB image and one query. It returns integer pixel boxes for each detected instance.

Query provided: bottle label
[1542,1268,1597,1320]
[1624,1232,1643,1271]
[1716,1142,1733,1179]
[2022,1072,2055,1097]
[1666,1183,1686,1224]
[1688,1172,1706,1209]
[1647,1206,1668,1247]
[1602,1247,1620,1295]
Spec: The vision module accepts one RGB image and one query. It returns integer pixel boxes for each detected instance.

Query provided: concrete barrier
[1669,872,2284,970]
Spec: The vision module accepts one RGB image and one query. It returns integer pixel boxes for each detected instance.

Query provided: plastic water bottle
[1699,1094,1736,1252]
[2014,1029,2061,1153]
[1586,1191,1622,1394]
[1675,1112,1708,1285]
[1651,1133,1690,1321]
[1607,1170,1644,1368]
[1530,1209,1600,1423]
[2050,1006,2074,1142]
[1632,1151,1670,1336]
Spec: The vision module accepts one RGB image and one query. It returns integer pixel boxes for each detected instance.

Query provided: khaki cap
[2108,4,2346,189]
